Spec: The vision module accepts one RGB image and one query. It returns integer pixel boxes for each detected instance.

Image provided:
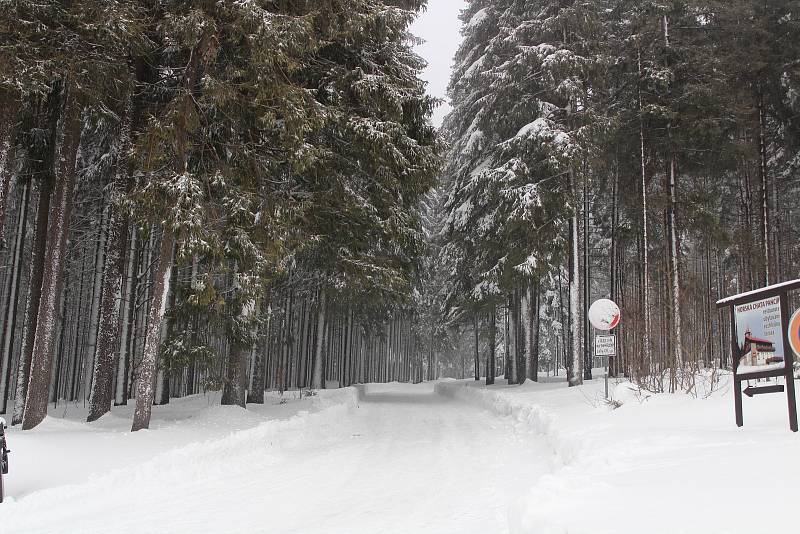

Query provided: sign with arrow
[743,384,785,397]
[717,279,800,432]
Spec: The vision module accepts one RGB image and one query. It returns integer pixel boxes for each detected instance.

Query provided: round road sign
[789,308,800,357]
[588,299,620,331]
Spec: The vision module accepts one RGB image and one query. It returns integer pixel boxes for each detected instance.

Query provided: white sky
[410,1,467,128]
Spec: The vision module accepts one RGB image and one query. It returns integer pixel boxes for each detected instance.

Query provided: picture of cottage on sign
[735,296,786,375]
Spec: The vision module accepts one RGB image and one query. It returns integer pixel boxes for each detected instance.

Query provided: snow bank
[1,387,359,517]
[435,381,580,466]
[438,374,800,534]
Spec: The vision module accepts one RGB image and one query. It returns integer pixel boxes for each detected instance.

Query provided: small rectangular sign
[595,335,616,357]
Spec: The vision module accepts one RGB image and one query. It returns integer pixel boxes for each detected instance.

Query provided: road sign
[595,334,616,357]
[588,299,620,331]
[789,308,800,357]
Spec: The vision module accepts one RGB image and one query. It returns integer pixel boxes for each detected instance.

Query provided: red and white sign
[588,299,620,331]
[789,308,800,358]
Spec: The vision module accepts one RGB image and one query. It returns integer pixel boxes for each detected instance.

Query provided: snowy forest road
[1,383,551,534]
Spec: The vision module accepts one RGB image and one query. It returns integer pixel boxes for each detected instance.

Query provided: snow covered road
[1,383,551,534]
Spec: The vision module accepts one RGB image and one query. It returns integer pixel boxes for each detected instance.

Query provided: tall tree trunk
[583,170,592,381]
[22,81,83,430]
[131,230,175,431]
[131,29,214,431]
[758,91,771,286]
[222,296,255,408]
[667,153,683,371]
[508,293,517,384]
[247,300,270,404]
[82,199,108,400]
[115,230,137,405]
[529,282,540,382]
[12,176,53,424]
[87,98,134,421]
[568,168,583,387]
[0,181,30,414]
[473,312,480,381]
[311,290,326,389]
[486,306,496,385]
[520,284,531,384]
[0,99,16,244]
[637,48,653,377]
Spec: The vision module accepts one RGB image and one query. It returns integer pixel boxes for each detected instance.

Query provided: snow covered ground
[437,372,800,534]
[1,383,550,534]
[2,373,798,533]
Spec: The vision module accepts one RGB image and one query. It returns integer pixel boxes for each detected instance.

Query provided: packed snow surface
[1,384,549,533]
[2,374,798,533]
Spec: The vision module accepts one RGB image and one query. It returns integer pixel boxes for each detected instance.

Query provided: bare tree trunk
[486,307,496,385]
[568,169,583,387]
[22,81,83,430]
[529,282,540,382]
[247,300,270,404]
[758,91,771,286]
[508,293,517,384]
[667,153,683,372]
[473,313,480,381]
[115,230,137,405]
[311,290,326,389]
[583,170,592,381]
[131,230,174,431]
[0,99,16,243]
[0,181,30,414]
[637,48,652,376]
[82,199,108,400]
[12,176,53,424]
[87,98,133,421]
[222,296,255,408]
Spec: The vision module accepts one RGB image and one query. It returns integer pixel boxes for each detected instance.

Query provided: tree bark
[12,176,53,424]
[114,230,137,405]
[637,48,652,377]
[131,230,175,431]
[758,91,771,286]
[0,99,16,244]
[473,312,480,381]
[87,102,133,421]
[22,81,83,430]
[311,290,326,389]
[568,168,583,387]
[0,181,30,414]
[528,282,540,382]
[222,296,255,408]
[486,307,496,385]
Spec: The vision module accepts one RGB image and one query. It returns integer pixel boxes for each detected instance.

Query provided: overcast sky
[410,1,467,128]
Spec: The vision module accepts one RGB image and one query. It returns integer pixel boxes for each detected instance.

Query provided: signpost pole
[779,295,798,432]
[729,309,743,427]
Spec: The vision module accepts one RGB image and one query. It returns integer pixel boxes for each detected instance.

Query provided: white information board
[595,335,616,357]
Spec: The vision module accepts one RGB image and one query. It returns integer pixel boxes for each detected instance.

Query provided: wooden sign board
[716,280,800,432]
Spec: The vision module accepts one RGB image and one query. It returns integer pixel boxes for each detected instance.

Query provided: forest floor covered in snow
[2,373,798,534]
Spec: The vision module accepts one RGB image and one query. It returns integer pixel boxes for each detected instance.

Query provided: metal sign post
[595,334,616,399]
[716,280,800,432]
[588,299,621,399]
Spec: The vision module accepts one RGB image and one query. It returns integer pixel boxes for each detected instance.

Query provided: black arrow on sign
[744,384,785,397]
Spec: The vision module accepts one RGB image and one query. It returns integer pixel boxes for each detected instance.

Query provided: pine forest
[1,2,800,530]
